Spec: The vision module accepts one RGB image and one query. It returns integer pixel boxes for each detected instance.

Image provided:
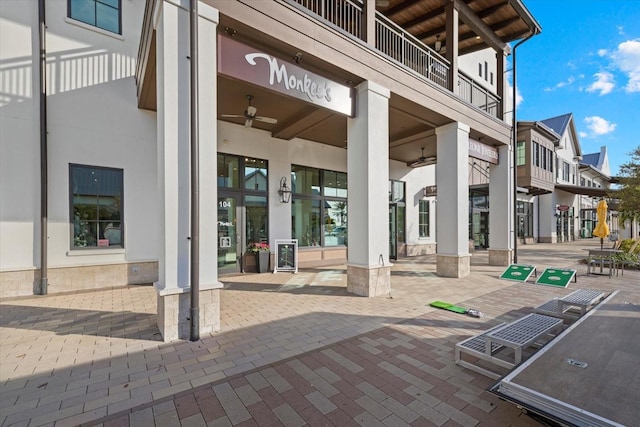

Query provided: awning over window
[554,184,612,197]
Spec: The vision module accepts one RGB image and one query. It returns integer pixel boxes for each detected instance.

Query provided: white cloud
[544,76,576,92]
[505,80,523,107]
[597,49,608,57]
[583,116,617,138]
[586,72,615,95]
[579,131,588,138]
[611,39,640,93]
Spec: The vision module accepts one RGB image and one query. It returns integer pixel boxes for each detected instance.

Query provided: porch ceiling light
[435,34,442,53]
[278,177,292,203]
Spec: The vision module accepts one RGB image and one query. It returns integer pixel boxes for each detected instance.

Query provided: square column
[489,144,513,265]
[155,0,222,341]
[346,81,391,297]
[435,122,471,277]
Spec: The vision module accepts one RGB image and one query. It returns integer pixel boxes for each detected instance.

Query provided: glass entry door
[218,196,243,274]
[472,210,489,249]
[389,204,398,260]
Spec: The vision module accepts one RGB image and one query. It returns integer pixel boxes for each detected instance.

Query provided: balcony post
[445,2,458,92]
[496,49,505,120]
[362,0,376,45]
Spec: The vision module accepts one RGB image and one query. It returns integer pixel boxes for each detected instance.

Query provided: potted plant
[247,241,270,273]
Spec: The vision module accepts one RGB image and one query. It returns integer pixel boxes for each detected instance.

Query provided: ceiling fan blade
[221,114,244,119]
[254,116,278,124]
[408,156,436,168]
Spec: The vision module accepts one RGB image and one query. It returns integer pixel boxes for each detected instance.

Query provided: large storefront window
[291,166,347,247]
[517,200,533,238]
[70,164,123,249]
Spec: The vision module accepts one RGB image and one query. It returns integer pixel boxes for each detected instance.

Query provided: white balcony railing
[291,0,363,39]
[458,70,501,117]
[287,0,500,117]
[375,12,449,89]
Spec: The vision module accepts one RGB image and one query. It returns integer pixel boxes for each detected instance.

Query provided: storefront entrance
[218,193,269,274]
[389,203,398,260]
[218,195,242,274]
[471,210,489,249]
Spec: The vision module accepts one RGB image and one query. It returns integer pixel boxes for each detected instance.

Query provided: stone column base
[346,264,391,297]
[489,249,512,266]
[156,285,222,342]
[436,254,471,278]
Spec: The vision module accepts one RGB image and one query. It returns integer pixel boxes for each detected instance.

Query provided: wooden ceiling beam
[384,0,424,18]
[452,0,506,52]
[400,6,445,31]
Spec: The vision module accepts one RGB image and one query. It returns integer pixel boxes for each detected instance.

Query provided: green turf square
[499,264,536,282]
[535,268,576,287]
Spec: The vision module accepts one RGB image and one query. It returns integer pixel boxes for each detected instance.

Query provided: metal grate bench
[535,289,606,319]
[455,314,563,379]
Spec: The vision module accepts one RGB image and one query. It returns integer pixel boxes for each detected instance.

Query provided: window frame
[68,0,122,35]
[516,141,526,166]
[69,163,124,250]
[418,200,430,238]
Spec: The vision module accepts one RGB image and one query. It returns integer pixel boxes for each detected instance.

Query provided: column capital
[435,121,470,135]
[355,80,390,99]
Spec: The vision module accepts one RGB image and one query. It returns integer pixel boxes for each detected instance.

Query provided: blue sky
[513,1,640,177]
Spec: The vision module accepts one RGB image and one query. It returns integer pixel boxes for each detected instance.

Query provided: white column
[156,0,190,294]
[155,0,221,341]
[346,81,391,297]
[435,122,471,277]
[488,144,513,265]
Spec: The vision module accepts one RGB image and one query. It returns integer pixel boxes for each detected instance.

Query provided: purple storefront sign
[218,35,353,117]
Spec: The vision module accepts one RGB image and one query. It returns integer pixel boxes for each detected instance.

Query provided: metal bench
[535,289,606,319]
[455,314,564,379]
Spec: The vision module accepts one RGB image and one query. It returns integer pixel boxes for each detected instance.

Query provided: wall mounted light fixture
[278,177,292,203]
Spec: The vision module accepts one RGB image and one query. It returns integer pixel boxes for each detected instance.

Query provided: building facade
[1,0,541,340]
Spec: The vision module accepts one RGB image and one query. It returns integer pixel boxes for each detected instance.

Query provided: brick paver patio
[1,239,638,426]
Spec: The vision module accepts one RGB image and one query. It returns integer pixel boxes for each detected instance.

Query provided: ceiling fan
[407,147,437,168]
[221,95,278,128]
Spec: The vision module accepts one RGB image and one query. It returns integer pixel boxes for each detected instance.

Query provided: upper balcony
[286,0,540,119]
[136,0,541,164]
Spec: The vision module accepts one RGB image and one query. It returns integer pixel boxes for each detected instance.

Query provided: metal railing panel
[375,12,449,89]
[291,0,362,39]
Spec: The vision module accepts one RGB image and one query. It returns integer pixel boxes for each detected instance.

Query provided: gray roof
[541,113,573,135]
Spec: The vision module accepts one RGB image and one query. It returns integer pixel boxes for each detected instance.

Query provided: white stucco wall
[1,1,157,272]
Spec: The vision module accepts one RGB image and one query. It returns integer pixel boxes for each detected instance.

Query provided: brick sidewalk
[1,239,638,426]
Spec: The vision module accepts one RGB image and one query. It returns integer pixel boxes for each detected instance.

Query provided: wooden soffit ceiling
[377,0,540,55]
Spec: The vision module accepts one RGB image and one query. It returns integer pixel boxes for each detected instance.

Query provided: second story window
[562,161,570,182]
[516,141,525,166]
[69,0,121,34]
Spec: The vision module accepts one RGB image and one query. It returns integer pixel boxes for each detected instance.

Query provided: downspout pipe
[511,29,538,263]
[189,0,200,341]
[38,0,48,295]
